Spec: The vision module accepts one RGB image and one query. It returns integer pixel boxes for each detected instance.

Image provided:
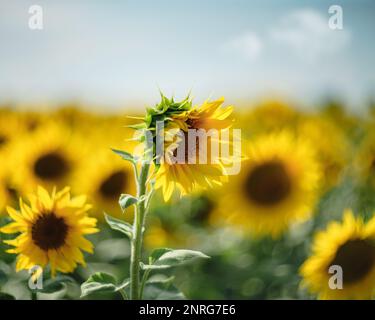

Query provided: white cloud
[270,9,350,61]
[224,32,263,61]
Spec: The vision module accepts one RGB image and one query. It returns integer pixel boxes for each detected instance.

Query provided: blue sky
[0,0,374,111]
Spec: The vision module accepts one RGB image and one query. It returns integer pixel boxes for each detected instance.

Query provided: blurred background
[1,0,375,299]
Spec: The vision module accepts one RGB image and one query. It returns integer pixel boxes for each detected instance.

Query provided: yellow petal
[0,222,25,234]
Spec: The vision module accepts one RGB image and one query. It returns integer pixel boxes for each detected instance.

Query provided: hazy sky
[0,0,374,111]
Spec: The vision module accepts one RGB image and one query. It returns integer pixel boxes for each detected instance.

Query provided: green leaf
[141,249,210,270]
[104,213,133,239]
[40,275,75,294]
[81,272,129,298]
[126,123,146,130]
[81,273,117,298]
[119,194,138,212]
[146,274,175,285]
[111,149,137,163]
[0,269,7,287]
[150,248,172,263]
[117,278,131,292]
[142,275,185,300]
[0,292,15,300]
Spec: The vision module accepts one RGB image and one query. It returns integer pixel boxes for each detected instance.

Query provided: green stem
[139,268,151,299]
[130,160,151,300]
[31,290,37,300]
[119,289,128,300]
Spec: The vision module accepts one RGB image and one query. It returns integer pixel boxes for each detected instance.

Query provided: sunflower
[298,115,351,190]
[320,99,360,135]
[0,177,10,214]
[212,131,321,237]
[0,111,26,157]
[74,149,136,220]
[300,210,375,299]
[239,99,300,137]
[0,186,98,276]
[144,217,185,249]
[0,169,17,215]
[0,113,21,213]
[52,104,102,134]
[11,122,86,196]
[354,132,375,186]
[153,97,234,201]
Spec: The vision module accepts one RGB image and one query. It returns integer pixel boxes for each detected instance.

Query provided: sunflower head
[11,122,86,196]
[0,186,98,276]
[74,149,136,220]
[300,210,375,299]
[212,131,322,237]
[240,99,300,136]
[152,97,234,201]
[354,131,375,186]
[298,115,351,190]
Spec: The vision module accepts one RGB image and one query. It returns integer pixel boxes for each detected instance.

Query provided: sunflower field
[1,97,375,301]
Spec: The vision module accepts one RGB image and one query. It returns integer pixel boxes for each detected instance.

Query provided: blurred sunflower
[16,110,47,133]
[0,112,25,156]
[354,132,375,186]
[298,115,351,190]
[92,115,136,152]
[320,100,360,135]
[0,178,10,214]
[300,210,375,299]
[52,104,100,133]
[0,186,98,276]
[190,194,217,227]
[0,170,17,215]
[213,131,321,237]
[153,97,234,201]
[11,123,86,195]
[144,217,185,249]
[239,99,300,136]
[75,149,136,220]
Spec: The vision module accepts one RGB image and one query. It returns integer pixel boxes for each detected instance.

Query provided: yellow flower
[11,122,86,195]
[154,97,234,201]
[17,109,47,133]
[212,131,321,237]
[320,100,359,134]
[300,210,375,299]
[0,180,10,214]
[354,132,375,186]
[239,99,300,136]
[298,115,351,190]
[144,217,185,249]
[74,149,136,220]
[0,111,27,213]
[0,111,26,157]
[0,186,98,276]
[0,170,15,215]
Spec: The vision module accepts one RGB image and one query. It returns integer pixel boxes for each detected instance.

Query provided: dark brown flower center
[99,171,127,200]
[329,239,375,285]
[190,196,215,225]
[33,152,69,180]
[0,134,8,147]
[244,161,291,206]
[27,119,39,132]
[31,213,68,250]
[370,158,375,172]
